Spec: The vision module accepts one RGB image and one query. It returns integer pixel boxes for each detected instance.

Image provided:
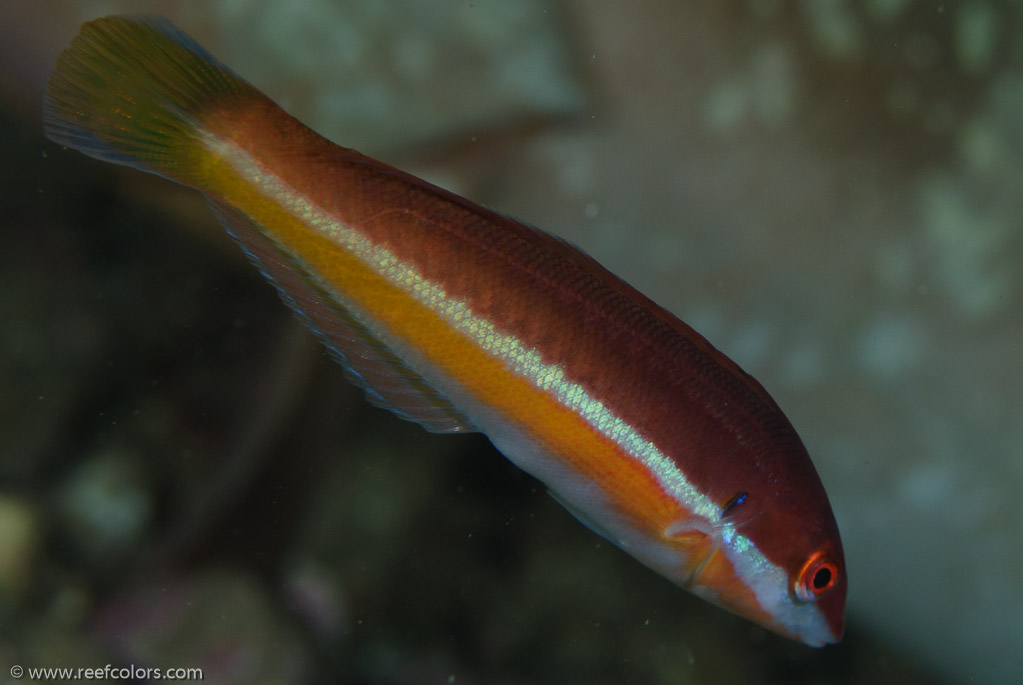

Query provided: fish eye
[794,551,839,602]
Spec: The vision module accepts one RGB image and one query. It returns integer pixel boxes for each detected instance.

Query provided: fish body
[43,16,845,645]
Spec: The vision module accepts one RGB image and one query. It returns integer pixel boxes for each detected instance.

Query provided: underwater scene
[2,1,1021,683]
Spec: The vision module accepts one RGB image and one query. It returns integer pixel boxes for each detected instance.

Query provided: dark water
[4,1,1021,683]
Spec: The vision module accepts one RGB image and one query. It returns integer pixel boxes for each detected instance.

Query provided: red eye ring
[795,552,839,602]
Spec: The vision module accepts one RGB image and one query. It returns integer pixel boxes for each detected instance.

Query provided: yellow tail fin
[43,15,258,186]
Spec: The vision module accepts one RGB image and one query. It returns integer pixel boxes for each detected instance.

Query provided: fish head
[667,456,846,646]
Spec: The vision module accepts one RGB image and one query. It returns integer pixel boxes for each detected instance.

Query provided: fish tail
[43,15,259,187]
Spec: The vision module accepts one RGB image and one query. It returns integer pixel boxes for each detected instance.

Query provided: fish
[43,15,846,645]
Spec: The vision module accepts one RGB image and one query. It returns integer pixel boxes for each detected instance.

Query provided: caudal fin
[43,15,258,186]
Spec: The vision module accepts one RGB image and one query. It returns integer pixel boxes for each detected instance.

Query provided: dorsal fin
[208,198,477,434]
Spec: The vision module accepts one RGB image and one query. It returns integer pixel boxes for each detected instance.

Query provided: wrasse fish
[43,15,846,645]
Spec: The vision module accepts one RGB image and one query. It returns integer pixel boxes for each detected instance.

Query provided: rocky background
[2,1,1020,683]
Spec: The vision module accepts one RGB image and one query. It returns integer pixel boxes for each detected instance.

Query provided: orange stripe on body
[199,134,688,538]
[193,120,782,634]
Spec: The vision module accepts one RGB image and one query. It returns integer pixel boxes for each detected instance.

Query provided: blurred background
[2,1,1021,683]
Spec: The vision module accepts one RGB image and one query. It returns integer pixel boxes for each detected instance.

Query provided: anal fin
[207,197,477,434]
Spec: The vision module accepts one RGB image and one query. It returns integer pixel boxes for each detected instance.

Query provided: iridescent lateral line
[207,136,821,631]
[209,136,721,523]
